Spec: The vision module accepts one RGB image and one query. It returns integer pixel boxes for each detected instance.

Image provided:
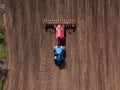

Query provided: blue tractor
[54,46,65,65]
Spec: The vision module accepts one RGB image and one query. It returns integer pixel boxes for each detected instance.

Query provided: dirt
[0,60,7,83]
[2,0,120,90]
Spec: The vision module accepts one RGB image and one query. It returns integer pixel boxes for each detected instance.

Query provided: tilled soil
[2,0,120,90]
[0,60,7,82]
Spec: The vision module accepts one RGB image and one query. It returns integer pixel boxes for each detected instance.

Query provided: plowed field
[2,0,120,90]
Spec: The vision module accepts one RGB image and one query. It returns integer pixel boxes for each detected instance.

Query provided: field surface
[3,0,120,90]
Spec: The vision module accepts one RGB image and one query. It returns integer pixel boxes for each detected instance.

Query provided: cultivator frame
[43,19,76,31]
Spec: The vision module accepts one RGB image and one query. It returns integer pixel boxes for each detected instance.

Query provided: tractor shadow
[58,60,66,69]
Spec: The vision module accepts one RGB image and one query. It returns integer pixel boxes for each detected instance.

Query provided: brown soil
[2,0,120,90]
[0,60,7,82]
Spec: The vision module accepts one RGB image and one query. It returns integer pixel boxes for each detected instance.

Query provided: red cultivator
[43,19,76,46]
